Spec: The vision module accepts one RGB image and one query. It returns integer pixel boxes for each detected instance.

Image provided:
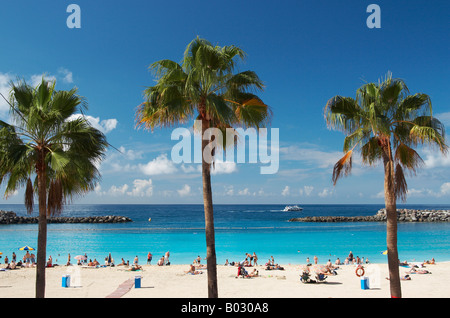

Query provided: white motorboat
[283,205,303,212]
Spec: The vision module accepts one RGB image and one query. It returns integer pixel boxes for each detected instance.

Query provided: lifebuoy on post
[356,266,365,277]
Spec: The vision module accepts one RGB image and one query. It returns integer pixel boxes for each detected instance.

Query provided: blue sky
[0,0,449,204]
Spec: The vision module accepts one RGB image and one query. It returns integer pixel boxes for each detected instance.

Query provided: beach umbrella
[18,245,35,251]
[74,255,87,261]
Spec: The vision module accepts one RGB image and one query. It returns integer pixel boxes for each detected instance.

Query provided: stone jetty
[289,208,450,223]
[0,210,132,224]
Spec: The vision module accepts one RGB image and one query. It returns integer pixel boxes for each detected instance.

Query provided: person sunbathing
[130,264,142,271]
[400,274,411,280]
[248,269,259,277]
[407,267,431,274]
[185,264,202,275]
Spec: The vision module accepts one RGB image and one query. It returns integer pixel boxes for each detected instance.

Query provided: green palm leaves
[324,73,447,200]
[136,36,271,135]
[0,78,108,215]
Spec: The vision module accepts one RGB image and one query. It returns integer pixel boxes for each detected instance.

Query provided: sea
[0,204,449,265]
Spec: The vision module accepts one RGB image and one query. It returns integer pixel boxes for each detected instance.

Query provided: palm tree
[0,79,108,297]
[136,37,271,297]
[324,72,447,298]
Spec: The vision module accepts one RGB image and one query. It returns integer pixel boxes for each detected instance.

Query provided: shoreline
[1,261,448,298]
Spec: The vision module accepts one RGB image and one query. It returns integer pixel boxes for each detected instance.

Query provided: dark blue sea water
[0,204,449,265]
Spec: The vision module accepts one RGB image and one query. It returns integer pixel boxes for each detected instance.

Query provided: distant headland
[289,208,450,223]
[0,210,132,224]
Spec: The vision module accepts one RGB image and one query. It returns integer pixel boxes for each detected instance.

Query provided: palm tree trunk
[382,146,402,298]
[201,117,218,298]
[35,155,47,298]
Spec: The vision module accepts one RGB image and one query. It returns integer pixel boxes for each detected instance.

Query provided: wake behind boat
[283,205,303,212]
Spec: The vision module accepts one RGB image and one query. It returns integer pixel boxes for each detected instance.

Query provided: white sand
[0,261,449,298]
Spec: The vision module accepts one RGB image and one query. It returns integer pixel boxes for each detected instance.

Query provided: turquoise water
[0,204,449,265]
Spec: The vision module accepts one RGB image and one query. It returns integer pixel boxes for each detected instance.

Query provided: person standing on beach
[147,252,152,265]
[164,251,170,265]
[25,251,30,265]
[134,256,139,265]
[252,252,258,266]
[12,252,16,262]
[348,251,354,262]
[314,256,318,264]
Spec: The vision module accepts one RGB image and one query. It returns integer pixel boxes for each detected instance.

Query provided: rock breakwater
[0,210,132,224]
[289,208,450,223]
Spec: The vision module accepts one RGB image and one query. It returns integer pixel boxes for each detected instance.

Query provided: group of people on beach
[145,251,171,266]
[1,251,36,269]
[305,252,370,267]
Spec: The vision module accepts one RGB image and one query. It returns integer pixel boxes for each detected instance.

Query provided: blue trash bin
[62,275,71,288]
[360,276,369,290]
[135,276,141,288]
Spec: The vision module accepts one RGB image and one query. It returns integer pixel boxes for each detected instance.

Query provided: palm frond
[394,163,408,202]
[394,143,424,174]
[25,178,34,215]
[409,117,448,153]
[324,96,360,133]
[332,150,353,185]
[360,137,383,166]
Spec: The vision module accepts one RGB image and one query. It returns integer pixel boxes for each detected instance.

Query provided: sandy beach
[0,261,448,298]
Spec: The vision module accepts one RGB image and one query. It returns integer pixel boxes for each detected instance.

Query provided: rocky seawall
[289,208,450,223]
[0,210,132,224]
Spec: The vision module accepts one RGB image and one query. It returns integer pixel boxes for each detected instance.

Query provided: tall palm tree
[324,72,447,298]
[136,37,271,297]
[0,79,108,298]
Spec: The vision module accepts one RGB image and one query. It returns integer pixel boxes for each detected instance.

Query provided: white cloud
[127,178,153,197]
[30,74,57,87]
[181,164,201,174]
[299,185,314,196]
[67,114,118,134]
[281,186,290,196]
[318,188,334,198]
[177,184,191,197]
[100,118,118,133]
[108,184,129,196]
[422,149,450,169]
[238,188,251,196]
[139,154,177,175]
[407,182,450,198]
[118,146,143,161]
[224,185,234,195]
[97,179,153,197]
[0,73,13,113]
[280,145,344,168]
[58,68,73,83]
[211,160,237,175]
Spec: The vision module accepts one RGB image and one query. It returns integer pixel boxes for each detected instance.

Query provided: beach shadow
[323,282,343,285]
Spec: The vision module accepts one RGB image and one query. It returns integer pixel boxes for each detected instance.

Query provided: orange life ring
[356,266,365,277]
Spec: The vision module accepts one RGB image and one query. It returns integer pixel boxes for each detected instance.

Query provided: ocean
[0,204,449,265]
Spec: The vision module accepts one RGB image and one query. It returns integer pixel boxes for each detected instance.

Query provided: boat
[283,205,303,212]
